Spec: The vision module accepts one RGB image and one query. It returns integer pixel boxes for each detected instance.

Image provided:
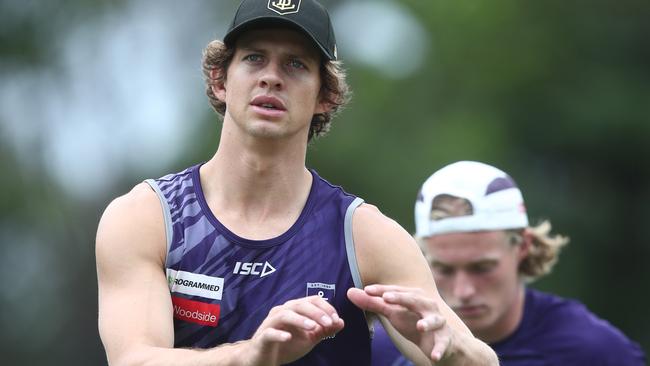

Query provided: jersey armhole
[344,197,365,289]
[144,179,173,268]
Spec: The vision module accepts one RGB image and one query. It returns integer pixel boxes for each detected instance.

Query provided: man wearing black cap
[95,1,498,365]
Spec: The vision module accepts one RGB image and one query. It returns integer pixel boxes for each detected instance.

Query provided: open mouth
[260,103,279,110]
[251,95,286,111]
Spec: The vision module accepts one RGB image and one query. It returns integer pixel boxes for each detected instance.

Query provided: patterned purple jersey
[146,164,371,365]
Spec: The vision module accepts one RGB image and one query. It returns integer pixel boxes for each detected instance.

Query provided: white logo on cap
[268,0,301,15]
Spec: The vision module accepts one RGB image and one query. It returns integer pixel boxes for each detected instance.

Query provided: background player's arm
[348,204,498,366]
[96,183,342,366]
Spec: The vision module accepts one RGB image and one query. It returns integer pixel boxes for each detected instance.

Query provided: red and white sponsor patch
[172,296,220,327]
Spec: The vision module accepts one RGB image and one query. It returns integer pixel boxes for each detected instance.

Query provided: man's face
[424,230,524,341]
[215,27,325,140]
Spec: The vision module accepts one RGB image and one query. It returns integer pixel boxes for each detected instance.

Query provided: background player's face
[424,230,525,341]
[216,27,326,140]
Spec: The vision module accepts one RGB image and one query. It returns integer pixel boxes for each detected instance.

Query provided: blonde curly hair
[201,40,351,141]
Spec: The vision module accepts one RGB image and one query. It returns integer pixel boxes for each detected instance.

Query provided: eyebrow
[238,42,319,63]
[238,45,266,53]
[430,260,452,268]
[431,258,499,267]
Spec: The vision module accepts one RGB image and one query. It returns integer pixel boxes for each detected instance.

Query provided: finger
[287,298,337,328]
[347,288,405,316]
[382,291,436,315]
[305,295,342,324]
[417,315,446,332]
[291,296,340,318]
[318,316,345,339]
[282,306,344,342]
[259,328,292,344]
[364,284,417,296]
[417,316,450,362]
[430,333,451,362]
[273,308,321,332]
[302,295,338,310]
[330,311,343,326]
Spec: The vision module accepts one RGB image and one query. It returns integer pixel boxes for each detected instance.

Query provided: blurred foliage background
[1,0,648,364]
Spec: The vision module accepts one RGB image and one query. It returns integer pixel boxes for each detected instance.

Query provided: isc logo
[233,261,276,278]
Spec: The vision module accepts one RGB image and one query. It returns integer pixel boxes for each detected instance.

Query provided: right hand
[348,285,452,364]
[244,295,345,365]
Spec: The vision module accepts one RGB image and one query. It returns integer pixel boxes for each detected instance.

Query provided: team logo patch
[268,0,301,15]
[306,282,335,302]
[167,269,224,300]
[172,296,220,327]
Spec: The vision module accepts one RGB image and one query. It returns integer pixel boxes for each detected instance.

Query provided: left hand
[348,284,452,363]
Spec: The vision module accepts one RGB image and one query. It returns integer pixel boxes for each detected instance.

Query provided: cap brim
[224,17,335,61]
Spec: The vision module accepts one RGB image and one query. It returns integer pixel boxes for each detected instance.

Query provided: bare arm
[96,183,343,366]
[96,183,240,365]
[346,204,498,366]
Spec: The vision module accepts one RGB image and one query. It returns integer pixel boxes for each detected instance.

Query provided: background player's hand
[348,285,452,364]
[244,295,344,366]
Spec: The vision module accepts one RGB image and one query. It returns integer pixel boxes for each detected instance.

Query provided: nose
[452,272,476,301]
[258,61,283,91]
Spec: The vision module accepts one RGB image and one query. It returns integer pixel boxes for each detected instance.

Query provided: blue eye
[244,54,263,62]
[288,59,306,69]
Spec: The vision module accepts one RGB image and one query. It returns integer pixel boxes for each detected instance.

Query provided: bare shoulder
[352,203,431,286]
[352,203,414,249]
[96,183,176,360]
[96,182,166,268]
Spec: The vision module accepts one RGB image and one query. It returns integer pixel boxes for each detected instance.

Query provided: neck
[207,116,310,191]
[198,117,313,239]
[482,283,526,344]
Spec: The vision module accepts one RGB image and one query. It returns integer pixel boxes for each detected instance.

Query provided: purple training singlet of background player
[371,288,646,366]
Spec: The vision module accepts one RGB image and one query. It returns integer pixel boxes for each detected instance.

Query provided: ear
[210,69,227,102]
[315,100,329,114]
[315,92,333,115]
[517,228,533,261]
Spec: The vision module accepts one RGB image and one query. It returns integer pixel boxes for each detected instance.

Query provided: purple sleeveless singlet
[146,164,371,365]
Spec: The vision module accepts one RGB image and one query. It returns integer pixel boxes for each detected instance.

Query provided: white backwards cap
[414,161,529,237]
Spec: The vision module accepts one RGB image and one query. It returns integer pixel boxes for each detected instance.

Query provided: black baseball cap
[224,0,338,61]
